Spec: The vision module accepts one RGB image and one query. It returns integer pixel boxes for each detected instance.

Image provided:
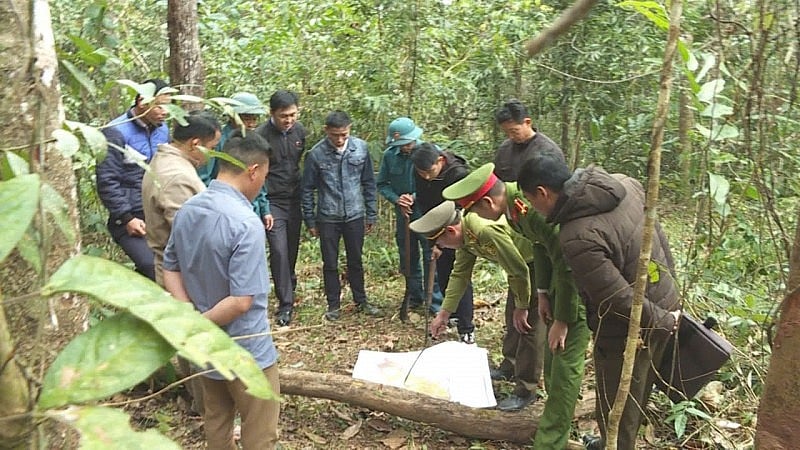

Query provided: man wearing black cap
[97,78,172,281]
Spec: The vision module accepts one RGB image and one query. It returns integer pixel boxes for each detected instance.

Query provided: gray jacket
[301,136,377,228]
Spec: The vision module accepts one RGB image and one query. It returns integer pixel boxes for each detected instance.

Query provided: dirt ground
[118,261,600,450]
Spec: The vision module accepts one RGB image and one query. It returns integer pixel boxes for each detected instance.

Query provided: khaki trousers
[201,364,280,450]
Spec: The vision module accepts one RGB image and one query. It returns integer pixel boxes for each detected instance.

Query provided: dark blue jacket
[301,136,377,228]
[96,110,169,224]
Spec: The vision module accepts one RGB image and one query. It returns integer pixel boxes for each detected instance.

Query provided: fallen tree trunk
[280,369,594,445]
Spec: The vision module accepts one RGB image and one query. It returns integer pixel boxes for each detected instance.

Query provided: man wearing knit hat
[410,195,541,412]
[376,118,443,315]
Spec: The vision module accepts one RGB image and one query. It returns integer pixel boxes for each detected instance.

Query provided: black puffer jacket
[550,166,680,338]
[414,151,469,213]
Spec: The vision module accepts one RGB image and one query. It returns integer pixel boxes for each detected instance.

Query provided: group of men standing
[96,79,681,449]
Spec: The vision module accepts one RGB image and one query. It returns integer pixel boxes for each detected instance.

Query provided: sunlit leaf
[49,406,180,450]
[708,172,729,206]
[170,94,205,103]
[696,52,716,83]
[697,79,725,103]
[38,313,174,409]
[42,255,275,400]
[700,103,733,118]
[0,174,40,263]
[4,152,29,176]
[674,412,687,437]
[66,120,107,155]
[52,129,81,158]
[206,150,247,170]
[647,261,660,283]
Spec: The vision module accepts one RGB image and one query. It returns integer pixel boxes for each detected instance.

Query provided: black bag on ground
[656,313,734,403]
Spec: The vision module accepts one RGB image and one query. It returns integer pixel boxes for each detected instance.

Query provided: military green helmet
[410,200,460,240]
[443,163,498,210]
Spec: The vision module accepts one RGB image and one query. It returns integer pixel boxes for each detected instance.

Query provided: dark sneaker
[276,310,292,327]
[358,302,382,317]
[408,299,424,309]
[447,317,459,328]
[496,393,536,411]
[489,368,514,381]
[324,309,340,321]
[582,434,603,450]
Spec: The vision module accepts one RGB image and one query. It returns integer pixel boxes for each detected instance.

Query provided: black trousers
[266,201,302,313]
[107,212,155,281]
[437,247,474,334]
[318,219,367,309]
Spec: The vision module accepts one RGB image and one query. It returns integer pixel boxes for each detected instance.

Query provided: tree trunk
[755,287,800,449]
[280,369,594,445]
[604,0,682,447]
[678,82,693,197]
[168,0,205,108]
[1,0,84,447]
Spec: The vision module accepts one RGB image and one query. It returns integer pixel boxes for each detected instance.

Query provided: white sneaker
[459,332,476,345]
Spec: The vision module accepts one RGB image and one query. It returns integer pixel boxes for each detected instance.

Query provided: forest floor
[88,226,754,449]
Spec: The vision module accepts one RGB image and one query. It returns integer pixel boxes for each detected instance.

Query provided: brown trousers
[200,364,280,450]
[593,333,669,450]
[500,262,546,397]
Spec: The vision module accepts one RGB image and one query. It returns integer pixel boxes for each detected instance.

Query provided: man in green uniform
[445,162,590,449]
[410,198,542,411]
[518,154,680,450]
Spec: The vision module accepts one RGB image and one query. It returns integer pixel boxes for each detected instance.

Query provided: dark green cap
[442,163,498,210]
[410,201,459,240]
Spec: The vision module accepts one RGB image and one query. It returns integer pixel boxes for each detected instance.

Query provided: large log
[280,369,594,445]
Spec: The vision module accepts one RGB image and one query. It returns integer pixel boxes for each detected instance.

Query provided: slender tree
[604,0,682,447]
[168,0,205,107]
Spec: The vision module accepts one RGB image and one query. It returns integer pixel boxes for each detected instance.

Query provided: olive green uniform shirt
[442,212,534,312]
[505,183,579,324]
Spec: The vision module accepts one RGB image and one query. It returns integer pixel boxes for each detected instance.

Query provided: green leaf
[647,260,660,283]
[66,121,107,155]
[0,174,40,263]
[686,406,712,420]
[697,79,725,103]
[206,150,247,171]
[674,412,687,438]
[695,52,716,83]
[52,129,81,158]
[708,172,730,206]
[4,152,30,176]
[38,313,175,409]
[16,228,42,275]
[700,103,734,118]
[170,94,205,103]
[41,183,77,245]
[49,406,180,450]
[161,103,189,126]
[115,79,151,98]
[59,60,98,96]
[42,255,275,400]
[714,124,739,141]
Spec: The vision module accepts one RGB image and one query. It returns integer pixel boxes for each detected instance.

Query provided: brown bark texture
[755,287,800,449]
[1,0,84,447]
[525,0,599,57]
[168,0,205,108]
[280,369,595,445]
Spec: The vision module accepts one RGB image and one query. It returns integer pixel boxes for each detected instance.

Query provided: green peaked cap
[442,162,497,209]
[409,200,459,239]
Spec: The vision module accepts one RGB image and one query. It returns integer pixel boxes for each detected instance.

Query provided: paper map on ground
[352,341,497,408]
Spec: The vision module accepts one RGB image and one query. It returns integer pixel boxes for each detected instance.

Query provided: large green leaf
[59,59,98,96]
[52,129,81,158]
[708,172,730,207]
[49,406,180,450]
[16,228,42,275]
[42,255,274,400]
[0,174,40,263]
[65,120,108,156]
[38,313,175,409]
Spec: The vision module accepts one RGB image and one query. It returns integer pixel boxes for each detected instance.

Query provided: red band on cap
[457,172,499,210]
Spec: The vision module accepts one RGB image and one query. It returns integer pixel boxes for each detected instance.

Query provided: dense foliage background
[45,0,800,445]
